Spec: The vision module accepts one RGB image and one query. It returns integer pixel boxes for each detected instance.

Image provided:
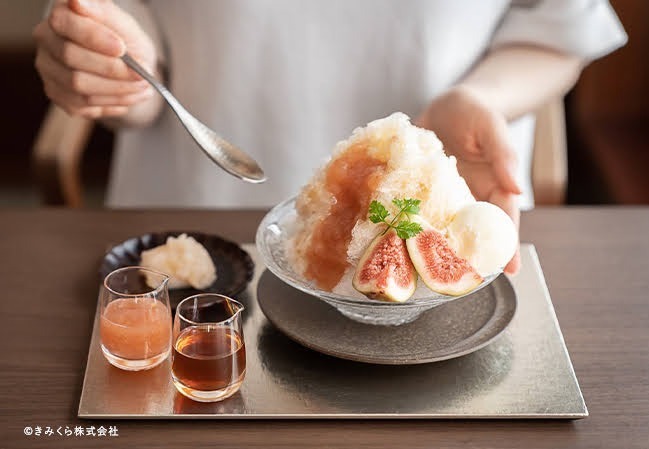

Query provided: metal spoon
[121,53,266,183]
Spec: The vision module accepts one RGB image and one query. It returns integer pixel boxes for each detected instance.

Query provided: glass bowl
[256,197,499,326]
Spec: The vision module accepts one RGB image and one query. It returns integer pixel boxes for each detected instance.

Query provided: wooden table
[1,208,647,449]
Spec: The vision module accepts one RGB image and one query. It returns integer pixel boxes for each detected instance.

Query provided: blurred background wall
[0,0,647,208]
[565,1,649,204]
[0,0,48,206]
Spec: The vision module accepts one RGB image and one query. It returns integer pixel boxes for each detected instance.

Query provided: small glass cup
[100,267,172,371]
[172,294,246,402]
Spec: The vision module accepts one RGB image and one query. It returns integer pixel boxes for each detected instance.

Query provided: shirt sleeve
[490,0,628,61]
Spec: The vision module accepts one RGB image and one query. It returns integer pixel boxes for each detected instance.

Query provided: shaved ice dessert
[290,113,517,302]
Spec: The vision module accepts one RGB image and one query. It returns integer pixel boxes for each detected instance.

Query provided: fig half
[352,228,417,302]
[406,218,483,296]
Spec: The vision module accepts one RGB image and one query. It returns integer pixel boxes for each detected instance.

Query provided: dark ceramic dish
[100,231,254,308]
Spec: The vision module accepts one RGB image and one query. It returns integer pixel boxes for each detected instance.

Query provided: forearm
[458,45,584,121]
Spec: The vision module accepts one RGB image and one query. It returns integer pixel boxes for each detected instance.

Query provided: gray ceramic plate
[257,270,517,365]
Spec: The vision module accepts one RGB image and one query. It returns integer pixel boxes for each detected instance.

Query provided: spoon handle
[121,52,266,183]
[121,53,190,122]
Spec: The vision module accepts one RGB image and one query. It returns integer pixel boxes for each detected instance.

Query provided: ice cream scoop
[446,202,517,277]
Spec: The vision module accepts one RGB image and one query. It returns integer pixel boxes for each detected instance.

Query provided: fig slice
[406,218,483,296]
[352,228,417,302]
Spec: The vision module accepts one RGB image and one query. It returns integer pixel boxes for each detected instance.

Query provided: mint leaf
[392,198,421,215]
[368,200,389,223]
[403,199,421,215]
[395,221,423,239]
[369,198,423,239]
[392,198,406,210]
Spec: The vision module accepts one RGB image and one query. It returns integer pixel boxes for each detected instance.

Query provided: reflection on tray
[173,391,246,415]
[256,323,513,413]
[103,361,171,415]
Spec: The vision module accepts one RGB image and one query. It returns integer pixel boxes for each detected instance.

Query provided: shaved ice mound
[290,113,476,293]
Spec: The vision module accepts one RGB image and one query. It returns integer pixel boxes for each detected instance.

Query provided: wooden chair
[32,104,95,208]
[32,100,568,207]
[531,99,568,205]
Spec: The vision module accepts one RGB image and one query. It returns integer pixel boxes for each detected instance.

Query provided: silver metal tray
[78,244,587,419]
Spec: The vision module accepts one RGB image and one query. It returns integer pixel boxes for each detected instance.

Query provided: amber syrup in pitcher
[172,325,246,391]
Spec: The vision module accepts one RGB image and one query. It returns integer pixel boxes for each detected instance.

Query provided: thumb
[492,152,522,196]
[68,0,142,49]
[480,113,522,195]
[484,122,521,195]
[488,188,521,275]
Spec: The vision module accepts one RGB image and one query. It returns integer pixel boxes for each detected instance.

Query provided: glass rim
[103,266,170,298]
[176,293,245,326]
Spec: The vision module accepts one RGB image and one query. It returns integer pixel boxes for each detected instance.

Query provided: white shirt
[108,0,626,209]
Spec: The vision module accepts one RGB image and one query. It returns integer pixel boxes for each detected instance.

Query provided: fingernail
[506,161,522,194]
[117,39,126,56]
[101,33,125,56]
[76,0,101,16]
[138,87,154,98]
[114,37,126,56]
